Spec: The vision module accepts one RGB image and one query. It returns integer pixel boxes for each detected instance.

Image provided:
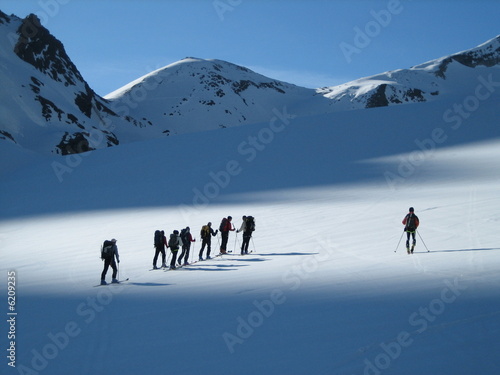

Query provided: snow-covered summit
[318,35,500,109]
[104,56,333,136]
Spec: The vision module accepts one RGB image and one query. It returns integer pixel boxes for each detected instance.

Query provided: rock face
[0,11,148,155]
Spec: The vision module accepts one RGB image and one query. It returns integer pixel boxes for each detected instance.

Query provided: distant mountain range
[1,10,499,155]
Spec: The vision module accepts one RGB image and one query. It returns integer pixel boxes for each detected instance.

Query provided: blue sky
[2,0,499,96]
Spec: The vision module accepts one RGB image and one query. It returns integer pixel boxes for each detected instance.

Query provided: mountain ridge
[318,35,500,109]
[1,10,499,156]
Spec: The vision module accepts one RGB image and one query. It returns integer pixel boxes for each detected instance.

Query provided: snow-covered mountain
[1,9,499,157]
[318,35,500,109]
[104,57,334,136]
[0,11,152,155]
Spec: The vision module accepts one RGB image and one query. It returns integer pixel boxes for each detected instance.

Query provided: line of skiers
[151,215,256,270]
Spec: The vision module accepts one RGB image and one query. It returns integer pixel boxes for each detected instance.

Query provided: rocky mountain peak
[14,13,85,87]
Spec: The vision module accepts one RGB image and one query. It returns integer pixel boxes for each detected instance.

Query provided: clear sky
[2,0,499,96]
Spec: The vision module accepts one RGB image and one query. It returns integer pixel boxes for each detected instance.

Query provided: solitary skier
[402,207,419,254]
[100,238,120,285]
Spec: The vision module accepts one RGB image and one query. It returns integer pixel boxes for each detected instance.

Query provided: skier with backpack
[219,216,235,254]
[199,222,218,260]
[402,207,420,254]
[236,216,255,255]
[178,227,196,266]
[168,230,182,269]
[153,230,167,269]
[100,238,120,285]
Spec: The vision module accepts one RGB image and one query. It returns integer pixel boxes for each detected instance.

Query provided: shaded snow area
[1,89,500,375]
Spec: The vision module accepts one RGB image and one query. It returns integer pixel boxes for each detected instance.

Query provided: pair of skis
[93,278,129,287]
[151,251,231,272]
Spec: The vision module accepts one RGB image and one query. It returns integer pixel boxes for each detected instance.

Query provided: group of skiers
[100,207,419,284]
[99,215,256,284]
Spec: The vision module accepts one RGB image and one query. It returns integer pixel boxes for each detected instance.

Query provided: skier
[199,222,218,260]
[168,230,182,269]
[402,207,419,254]
[153,230,167,269]
[178,227,196,266]
[236,216,255,255]
[219,216,235,254]
[100,238,120,285]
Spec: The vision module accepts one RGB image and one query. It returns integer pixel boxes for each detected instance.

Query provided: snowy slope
[318,35,500,110]
[104,57,335,136]
[1,81,500,375]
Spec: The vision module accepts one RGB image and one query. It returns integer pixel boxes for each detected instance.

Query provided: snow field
[1,92,500,374]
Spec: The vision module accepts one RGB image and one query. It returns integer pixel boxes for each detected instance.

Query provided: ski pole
[251,237,256,253]
[394,231,404,253]
[166,250,171,267]
[416,230,430,252]
[234,231,238,253]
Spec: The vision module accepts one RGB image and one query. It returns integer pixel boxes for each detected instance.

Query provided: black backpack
[245,216,255,232]
[154,230,162,247]
[168,233,179,249]
[101,240,114,260]
[181,228,189,245]
[405,214,417,231]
